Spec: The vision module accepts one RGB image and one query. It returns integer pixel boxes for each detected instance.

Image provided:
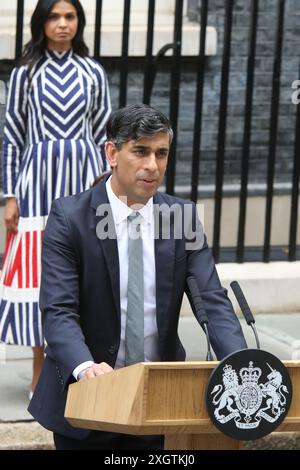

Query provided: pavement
[1,312,300,450]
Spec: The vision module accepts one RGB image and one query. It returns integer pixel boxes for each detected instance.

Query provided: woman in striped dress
[0,0,111,395]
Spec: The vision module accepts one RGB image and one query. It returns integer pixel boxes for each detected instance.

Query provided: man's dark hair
[106,104,173,149]
[20,0,89,76]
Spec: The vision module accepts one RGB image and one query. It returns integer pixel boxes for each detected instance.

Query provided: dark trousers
[54,430,164,450]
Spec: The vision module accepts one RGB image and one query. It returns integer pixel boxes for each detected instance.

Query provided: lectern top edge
[131,361,219,370]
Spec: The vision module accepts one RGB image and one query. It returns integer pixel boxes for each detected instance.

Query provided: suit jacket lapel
[154,193,175,335]
[90,180,120,319]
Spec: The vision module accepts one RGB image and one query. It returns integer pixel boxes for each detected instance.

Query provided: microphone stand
[230,281,261,349]
[186,276,214,361]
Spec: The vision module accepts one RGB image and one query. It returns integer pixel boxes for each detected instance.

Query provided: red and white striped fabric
[0,217,44,346]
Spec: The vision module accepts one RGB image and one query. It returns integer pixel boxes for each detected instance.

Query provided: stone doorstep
[178,262,300,316]
[0,421,299,450]
[0,422,54,450]
[242,432,300,450]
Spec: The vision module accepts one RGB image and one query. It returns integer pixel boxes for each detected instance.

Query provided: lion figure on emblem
[211,365,240,420]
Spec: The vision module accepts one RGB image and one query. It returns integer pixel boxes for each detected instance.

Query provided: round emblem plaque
[206,349,293,440]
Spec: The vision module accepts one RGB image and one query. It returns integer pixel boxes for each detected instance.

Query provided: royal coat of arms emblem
[206,349,293,440]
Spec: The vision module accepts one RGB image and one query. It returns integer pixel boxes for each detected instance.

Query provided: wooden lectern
[65,361,300,450]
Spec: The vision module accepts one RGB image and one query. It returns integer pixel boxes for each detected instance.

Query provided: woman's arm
[91,63,111,169]
[2,66,28,231]
[2,66,28,198]
[4,197,19,232]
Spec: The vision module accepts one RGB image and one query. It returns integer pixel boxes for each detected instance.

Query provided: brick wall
[181,0,299,191]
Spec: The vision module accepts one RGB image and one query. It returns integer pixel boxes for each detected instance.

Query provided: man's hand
[4,197,19,232]
[80,362,113,380]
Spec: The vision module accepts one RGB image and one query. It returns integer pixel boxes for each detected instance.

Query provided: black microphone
[230,281,260,349]
[186,276,214,361]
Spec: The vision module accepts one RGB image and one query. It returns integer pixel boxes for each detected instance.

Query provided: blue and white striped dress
[0,49,111,346]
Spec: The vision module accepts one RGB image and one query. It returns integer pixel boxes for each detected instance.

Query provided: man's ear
[105,142,118,168]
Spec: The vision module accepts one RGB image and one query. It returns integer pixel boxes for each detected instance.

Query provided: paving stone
[0,422,54,450]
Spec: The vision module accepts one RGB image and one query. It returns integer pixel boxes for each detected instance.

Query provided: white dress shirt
[73,177,160,380]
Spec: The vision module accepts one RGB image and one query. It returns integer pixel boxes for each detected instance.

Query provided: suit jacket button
[108,346,116,355]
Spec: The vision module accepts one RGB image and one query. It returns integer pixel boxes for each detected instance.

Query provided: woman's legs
[31,346,44,393]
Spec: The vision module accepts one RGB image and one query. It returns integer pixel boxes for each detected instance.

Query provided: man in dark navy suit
[28,104,247,449]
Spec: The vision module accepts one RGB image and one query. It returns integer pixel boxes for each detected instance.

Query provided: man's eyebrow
[132,144,169,151]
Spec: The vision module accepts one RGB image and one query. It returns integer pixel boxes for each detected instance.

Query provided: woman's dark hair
[20,0,89,75]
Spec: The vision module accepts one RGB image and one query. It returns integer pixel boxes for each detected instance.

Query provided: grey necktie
[125,212,145,366]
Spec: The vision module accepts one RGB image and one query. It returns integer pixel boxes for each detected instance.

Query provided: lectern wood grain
[65,360,300,450]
